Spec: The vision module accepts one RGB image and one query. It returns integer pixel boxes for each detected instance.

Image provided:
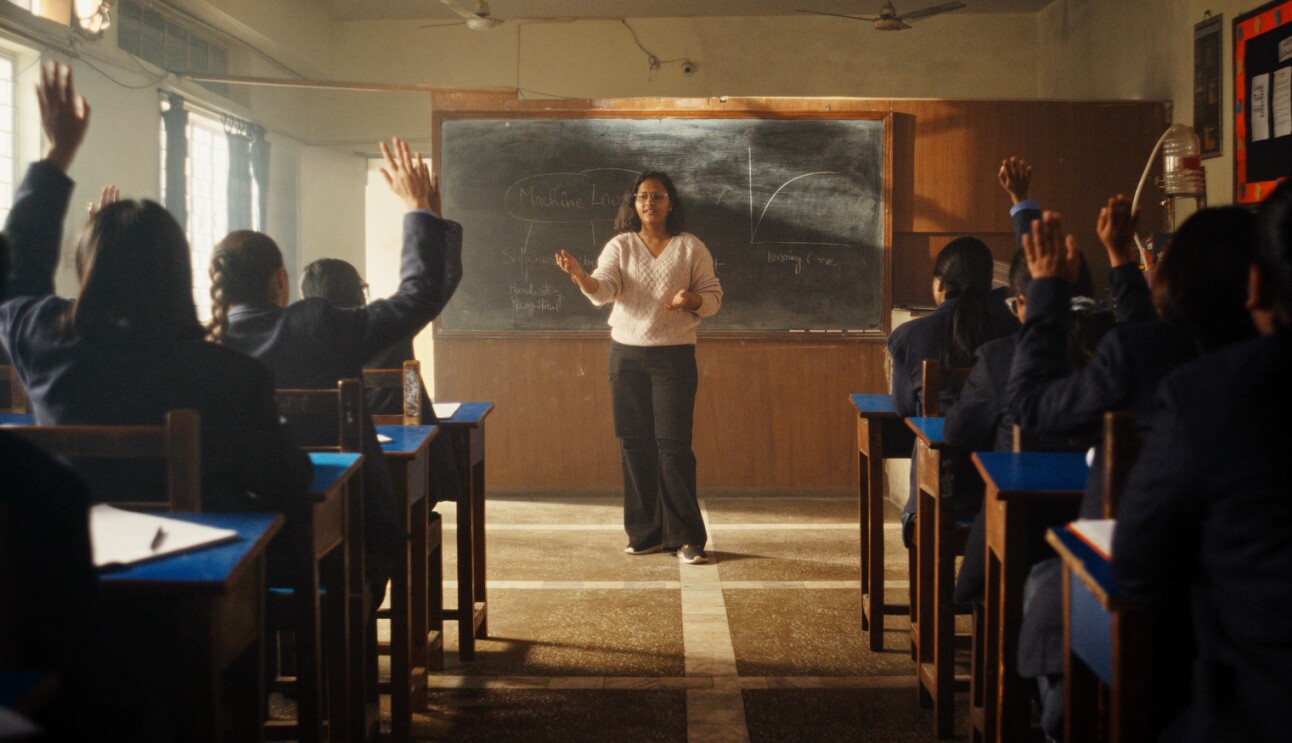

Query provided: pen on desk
[150,525,167,552]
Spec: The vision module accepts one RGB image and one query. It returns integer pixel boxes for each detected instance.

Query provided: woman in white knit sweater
[554,171,723,564]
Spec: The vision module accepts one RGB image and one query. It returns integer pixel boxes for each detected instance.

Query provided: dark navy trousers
[608,342,706,551]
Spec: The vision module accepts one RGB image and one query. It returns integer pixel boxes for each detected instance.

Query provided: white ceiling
[320,1,1056,23]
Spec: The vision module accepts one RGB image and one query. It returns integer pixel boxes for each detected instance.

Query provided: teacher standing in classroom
[554,171,723,565]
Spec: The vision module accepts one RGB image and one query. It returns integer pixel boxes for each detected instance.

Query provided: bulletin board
[1235,0,1292,203]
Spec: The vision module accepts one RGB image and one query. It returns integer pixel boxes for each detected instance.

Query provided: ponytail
[940,286,995,368]
[207,230,284,343]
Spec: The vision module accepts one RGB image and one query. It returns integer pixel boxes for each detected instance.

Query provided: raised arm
[1097,195,1156,323]
[343,137,463,362]
[3,63,88,300]
[1000,157,1039,251]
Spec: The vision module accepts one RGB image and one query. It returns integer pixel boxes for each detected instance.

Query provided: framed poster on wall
[1235,0,1292,203]
[1197,13,1224,159]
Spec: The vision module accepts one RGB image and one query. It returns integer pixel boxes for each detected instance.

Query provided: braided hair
[207,230,284,343]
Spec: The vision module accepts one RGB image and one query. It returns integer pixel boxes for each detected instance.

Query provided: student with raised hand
[208,137,463,608]
[0,62,311,509]
[888,235,1017,544]
[298,256,461,508]
[1112,180,1292,743]
[1008,206,1258,740]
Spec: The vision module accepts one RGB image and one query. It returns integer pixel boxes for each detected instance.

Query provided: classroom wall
[1037,0,1257,207]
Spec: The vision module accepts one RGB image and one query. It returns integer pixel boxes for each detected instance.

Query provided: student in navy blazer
[208,138,462,606]
[0,63,311,510]
[1113,179,1292,743]
[1012,206,1258,738]
[298,257,462,507]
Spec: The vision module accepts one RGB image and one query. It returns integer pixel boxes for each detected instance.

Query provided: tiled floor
[393,492,955,741]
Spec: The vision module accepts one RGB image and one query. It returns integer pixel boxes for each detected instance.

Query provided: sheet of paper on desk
[1069,518,1115,559]
[377,434,393,443]
[89,504,238,568]
[432,402,460,419]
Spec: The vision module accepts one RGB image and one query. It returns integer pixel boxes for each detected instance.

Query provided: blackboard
[437,115,888,332]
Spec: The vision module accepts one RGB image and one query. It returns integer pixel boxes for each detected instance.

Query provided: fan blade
[421,21,467,28]
[897,1,966,22]
[796,9,880,21]
[438,0,478,21]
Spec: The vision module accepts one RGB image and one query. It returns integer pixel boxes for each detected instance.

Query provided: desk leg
[321,533,351,743]
[915,475,935,709]
[287,511,325,743]
[970,602,986,743]
[860,417,889,652]
[470,426,488,639]
[389,476,415,743]
[982,544,1001,743]
[452,428,477,661]
[1063,567,1099,743]
[931,477,957,738]
[995,505,1031,743]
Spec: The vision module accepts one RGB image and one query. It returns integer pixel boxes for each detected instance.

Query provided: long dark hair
[936,236,1003,367]
[207,230,284,343]
[1257,180,1292,316]
[1154,206,1257,353]
[62,200,202,341]
[300,258,365,309]
[614,170,687,235]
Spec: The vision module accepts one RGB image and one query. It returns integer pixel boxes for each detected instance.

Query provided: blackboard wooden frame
[430,104,893,339]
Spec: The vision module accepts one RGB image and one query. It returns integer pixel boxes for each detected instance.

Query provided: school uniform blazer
[1114,333,1292,742]
[0,161,312,509]
[221,210,462,547]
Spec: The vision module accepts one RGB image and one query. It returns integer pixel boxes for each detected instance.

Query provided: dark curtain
[250,125,270,232]
[160,94,187,228]
[224,116,253,232]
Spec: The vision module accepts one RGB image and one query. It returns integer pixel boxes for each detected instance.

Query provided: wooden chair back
[1101,411,1140,519]
[360,360,422,426]
[274,379,364,453]
[920,359,972,417]
[0,364,28,414]
[7,410,201,512]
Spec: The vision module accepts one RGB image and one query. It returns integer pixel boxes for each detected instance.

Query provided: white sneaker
[624,544,662,555]
[677,544,709,564]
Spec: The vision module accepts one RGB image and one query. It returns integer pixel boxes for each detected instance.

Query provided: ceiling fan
[797,1,966,31]
[423,0,574,31]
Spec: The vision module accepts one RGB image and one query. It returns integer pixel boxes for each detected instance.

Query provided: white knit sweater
[582,231,723,346]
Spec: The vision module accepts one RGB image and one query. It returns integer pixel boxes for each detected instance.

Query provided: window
[0,55,17,223]
[161,102,229,320]
[119,0,229,97]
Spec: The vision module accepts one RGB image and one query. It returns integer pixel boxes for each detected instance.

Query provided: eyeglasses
[634,192,669,203]
[1005,296,1023,313]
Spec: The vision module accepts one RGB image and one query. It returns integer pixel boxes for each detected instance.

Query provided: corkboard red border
[1235,0,1292,204]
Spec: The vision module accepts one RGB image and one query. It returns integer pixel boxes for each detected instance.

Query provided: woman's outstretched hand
[88,184,119,218]
[1023,210,1081,285]
[556,249,598,293]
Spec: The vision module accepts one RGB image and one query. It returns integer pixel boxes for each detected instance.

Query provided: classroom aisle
[397,491,957,742]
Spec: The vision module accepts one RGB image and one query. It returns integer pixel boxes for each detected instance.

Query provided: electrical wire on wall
[620,19,689,80]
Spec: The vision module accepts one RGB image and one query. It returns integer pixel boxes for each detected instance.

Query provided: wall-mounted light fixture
[73,0,112,37]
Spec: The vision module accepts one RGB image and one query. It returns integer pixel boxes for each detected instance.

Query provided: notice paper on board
[1276,67,1292,138]
[1253,73,1272,142]
[89,504,237,568]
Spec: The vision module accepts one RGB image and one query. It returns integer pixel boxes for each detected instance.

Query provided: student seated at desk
[0,63,311,509]
[1113,181,1292,742]
[207,138,462,608]
[1009,205,1257,739]
[888,234,1017,542]
[298,257,461,507]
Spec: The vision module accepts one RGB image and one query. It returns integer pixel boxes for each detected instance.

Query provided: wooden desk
[849,394,914,652]
[376,424,441,743]
[1047,526,1150,743]
[906,416,968,738]
[267,452,363,743]
[99,512,282,743]
[0,413,34,426]
[970,452,1087,743]
[436,402,493,661]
